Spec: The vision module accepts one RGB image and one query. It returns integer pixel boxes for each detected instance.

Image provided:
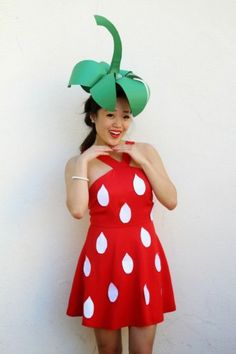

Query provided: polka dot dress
[66,141,176,329]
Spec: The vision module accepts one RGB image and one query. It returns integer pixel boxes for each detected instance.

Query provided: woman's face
[93,97,132,147]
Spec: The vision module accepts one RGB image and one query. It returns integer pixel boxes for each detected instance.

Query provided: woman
[65,15,177,354]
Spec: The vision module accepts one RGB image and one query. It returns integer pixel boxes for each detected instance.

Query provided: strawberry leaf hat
[68,15,150,117]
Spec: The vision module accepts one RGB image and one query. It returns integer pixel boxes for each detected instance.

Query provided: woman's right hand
[76,145,113,165]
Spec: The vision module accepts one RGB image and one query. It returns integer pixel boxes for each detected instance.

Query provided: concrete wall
[1,0,235,353]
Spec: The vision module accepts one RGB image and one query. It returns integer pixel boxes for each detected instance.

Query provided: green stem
[94,15,122,74]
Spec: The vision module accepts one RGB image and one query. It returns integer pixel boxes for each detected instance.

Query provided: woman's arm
[141,143,177,210]
[65,145,113,219]
[65,156,89,219]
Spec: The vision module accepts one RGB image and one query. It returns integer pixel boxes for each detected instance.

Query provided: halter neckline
[96,140,134,168]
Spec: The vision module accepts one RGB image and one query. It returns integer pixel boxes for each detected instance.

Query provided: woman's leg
[94,328,122,354]
[128,325,157,354]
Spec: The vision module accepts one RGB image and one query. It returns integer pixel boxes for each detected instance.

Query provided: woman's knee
[129,345,153,354]
[97,342,122,354]
[94,328,122,354]
[98,344,122,354]
[128,325,156,354]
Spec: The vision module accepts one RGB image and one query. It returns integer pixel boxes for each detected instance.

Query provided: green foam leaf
[117,77,149,116]
[68,60,109,87]
[90,73,116,111]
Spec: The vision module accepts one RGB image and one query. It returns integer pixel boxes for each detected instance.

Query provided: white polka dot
[122,253,134,274]
[144,284,150,305]
[96,232,108,254]
[155,253,161,272]
[97,184,109,206]
[140,227,151,247]
[133,174,146,195]
[108,282,119,302]
[119,203,132,223]
[83,256,91,277]
[150,205,154,221]
[83,296,94,318]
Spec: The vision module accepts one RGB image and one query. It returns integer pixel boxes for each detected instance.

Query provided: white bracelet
[72,176,89,182]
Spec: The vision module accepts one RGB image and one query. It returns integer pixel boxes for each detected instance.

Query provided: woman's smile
[109,129,122,139]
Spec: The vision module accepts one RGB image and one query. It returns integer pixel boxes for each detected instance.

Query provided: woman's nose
[112,115,122,126]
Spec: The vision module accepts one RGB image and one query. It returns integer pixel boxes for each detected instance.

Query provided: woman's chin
[106,137,123,147]
[96,134,124,147]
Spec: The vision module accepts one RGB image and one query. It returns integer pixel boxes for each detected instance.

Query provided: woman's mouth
[109,130,122,139]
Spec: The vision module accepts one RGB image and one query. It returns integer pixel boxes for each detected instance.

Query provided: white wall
[1,0,236,353]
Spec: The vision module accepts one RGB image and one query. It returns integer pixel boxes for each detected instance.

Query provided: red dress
[66,141,176,329]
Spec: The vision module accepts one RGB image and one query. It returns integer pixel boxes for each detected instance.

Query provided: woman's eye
[107,113,114,117]
[123,115,131,119]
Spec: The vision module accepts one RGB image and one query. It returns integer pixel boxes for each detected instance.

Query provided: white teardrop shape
[144,284,150,305]
[140,227,151,247]
[133,174,146,195]
[150,205,154,221]
[155,253,161,272]
[97,184,109,206]
[96,232,108,254]
[83,256,91,277]
[83,296,94,318]
[122,253,134,274]
[108,282,119,302]
[119,203,132,223]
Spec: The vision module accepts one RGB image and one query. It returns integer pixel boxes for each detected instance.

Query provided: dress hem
[66,307,176,330]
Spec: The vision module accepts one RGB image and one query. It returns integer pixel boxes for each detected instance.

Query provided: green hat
[68,15,150,116]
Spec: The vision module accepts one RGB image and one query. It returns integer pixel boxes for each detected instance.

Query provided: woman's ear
[90,114,96,124]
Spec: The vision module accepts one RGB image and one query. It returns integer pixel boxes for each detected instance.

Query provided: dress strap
[122,153,131,164]
[96,155,119,168]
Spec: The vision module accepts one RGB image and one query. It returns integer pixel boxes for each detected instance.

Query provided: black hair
[79,85,127,153]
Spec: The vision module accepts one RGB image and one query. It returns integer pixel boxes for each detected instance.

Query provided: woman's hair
[80,85,127,153]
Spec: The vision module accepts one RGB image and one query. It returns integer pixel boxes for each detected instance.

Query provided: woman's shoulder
[129,140,157,152]
[131,141,161,162]
[65,154,80,173]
